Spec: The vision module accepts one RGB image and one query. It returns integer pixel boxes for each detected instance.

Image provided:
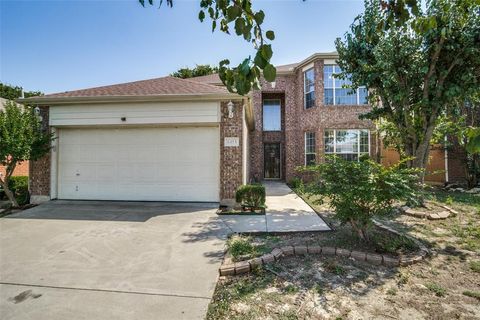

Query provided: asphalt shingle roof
[37,76,230,99]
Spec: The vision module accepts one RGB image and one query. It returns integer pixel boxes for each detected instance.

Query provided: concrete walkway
[219,181,330,233]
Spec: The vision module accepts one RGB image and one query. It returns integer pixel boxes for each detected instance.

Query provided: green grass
[429,189,480,210]
[425,282,447,297]
[227,236,256,260]
[469,261,480,273]
[386,288,397,296]
[370,233,417,254]
[463,290,480,301]
[206,272,276,320]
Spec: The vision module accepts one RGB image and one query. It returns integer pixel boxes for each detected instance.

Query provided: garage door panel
[57,127,220,202]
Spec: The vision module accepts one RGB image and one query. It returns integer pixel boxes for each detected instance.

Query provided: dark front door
[264,143,281,179]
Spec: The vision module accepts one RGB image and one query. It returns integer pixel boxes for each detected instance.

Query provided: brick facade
[29,106,51,202]
[0,161,29,178]
[220,100,245,199]
[250,58,376,182]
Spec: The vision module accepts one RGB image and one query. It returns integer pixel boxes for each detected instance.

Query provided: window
[304,68,315,109]
[305,132,316,165]
[324,64,368,105]
[263,99,281,131]
[324,129,369,161]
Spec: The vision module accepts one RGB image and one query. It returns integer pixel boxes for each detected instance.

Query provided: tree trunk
[0,181,19,208]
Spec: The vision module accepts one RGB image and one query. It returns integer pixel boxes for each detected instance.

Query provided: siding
[49,101,220,127]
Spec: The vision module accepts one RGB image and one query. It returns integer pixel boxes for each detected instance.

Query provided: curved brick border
[219,222,430,276]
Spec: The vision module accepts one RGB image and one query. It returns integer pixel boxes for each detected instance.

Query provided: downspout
[444,135,449,184]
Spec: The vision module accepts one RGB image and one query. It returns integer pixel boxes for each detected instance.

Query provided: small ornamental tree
[0,101,52,207]
[302,156,420,241]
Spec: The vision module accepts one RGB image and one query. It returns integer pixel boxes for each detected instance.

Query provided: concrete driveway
[0,200,228,320]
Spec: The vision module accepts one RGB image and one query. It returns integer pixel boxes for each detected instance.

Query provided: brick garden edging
[219,221,431,276]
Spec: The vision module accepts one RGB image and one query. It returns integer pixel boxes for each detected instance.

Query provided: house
[0,98,30,178]
[20,52,465,204]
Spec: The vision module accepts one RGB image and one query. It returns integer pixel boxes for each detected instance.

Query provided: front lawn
[207,188,480,319]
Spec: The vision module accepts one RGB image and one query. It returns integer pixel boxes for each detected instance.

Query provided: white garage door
[57,127,220,202]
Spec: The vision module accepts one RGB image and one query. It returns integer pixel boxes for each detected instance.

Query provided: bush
[227,236,256,260]
[8,176,29,206]
[235,184,266,209]
[301,156,420,241]
[288,177,305,193]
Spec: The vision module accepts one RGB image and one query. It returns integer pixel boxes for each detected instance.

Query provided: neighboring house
[0,97,30,178]
[21,52,465,204]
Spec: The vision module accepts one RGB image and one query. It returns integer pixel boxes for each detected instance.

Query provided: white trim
[303,68,315,109]
[304,132,316,165]
[324,129,370,160]
[324,59,337,65]
[50,127,59,199]
[324,64,367,106]
[302,62,314,72]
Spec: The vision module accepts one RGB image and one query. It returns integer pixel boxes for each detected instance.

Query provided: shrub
[425,282,447,297]
[288,177,305,194]
[301,156,420,241]
[227,236,256,260]
[8,176,29,206]
[235,184,265,209]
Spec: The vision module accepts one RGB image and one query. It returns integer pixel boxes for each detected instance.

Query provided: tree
[0,101,52,207]
[140,0,277,95]
[335,0,480,180]
[302,156,420,241]
[171,64,219,78]
[0,82,43,100]
[433,92,480,187]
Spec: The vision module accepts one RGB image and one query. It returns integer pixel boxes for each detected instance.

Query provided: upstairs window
[263,99,281,131]
[324,129,369,161]
[305,132,316,165]
[304,68,315,109]
[324,65,368,105]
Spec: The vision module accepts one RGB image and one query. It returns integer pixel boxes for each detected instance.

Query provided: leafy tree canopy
[335,0,480,174]
[0,83,43,101]
[140,0,276,95]
[171,64,219,79]
[0,101,52,207]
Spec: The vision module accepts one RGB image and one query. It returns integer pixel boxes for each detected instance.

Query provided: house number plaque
[224,137,239,147]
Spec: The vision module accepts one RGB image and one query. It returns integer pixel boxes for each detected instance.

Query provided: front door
[264,143,281,179]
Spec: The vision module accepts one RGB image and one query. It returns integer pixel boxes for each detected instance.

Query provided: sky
[0,0,365,94]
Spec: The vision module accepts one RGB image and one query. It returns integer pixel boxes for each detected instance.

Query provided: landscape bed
[207,189,480,320]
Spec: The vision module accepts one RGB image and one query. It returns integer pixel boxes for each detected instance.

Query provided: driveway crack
[0,282,212,300]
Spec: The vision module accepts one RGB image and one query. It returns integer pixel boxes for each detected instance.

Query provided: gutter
[17,93,241,105]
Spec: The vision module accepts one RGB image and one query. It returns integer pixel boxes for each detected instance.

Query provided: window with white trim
[324,129,369,161]
[324,65,368,105]
[305,132,316,165]
[263,99,281,131]
[304,68,315,109]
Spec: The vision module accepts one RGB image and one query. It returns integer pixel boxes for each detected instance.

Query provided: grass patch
[370,233,417,255]
[386,288,397,296]
[227,236,256,260]
[428,190,480,210]
[324,259,346,275]
[463,290,480,301]
[425,282,447,297]
[206,272,275,320]
[469,261,480,273]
